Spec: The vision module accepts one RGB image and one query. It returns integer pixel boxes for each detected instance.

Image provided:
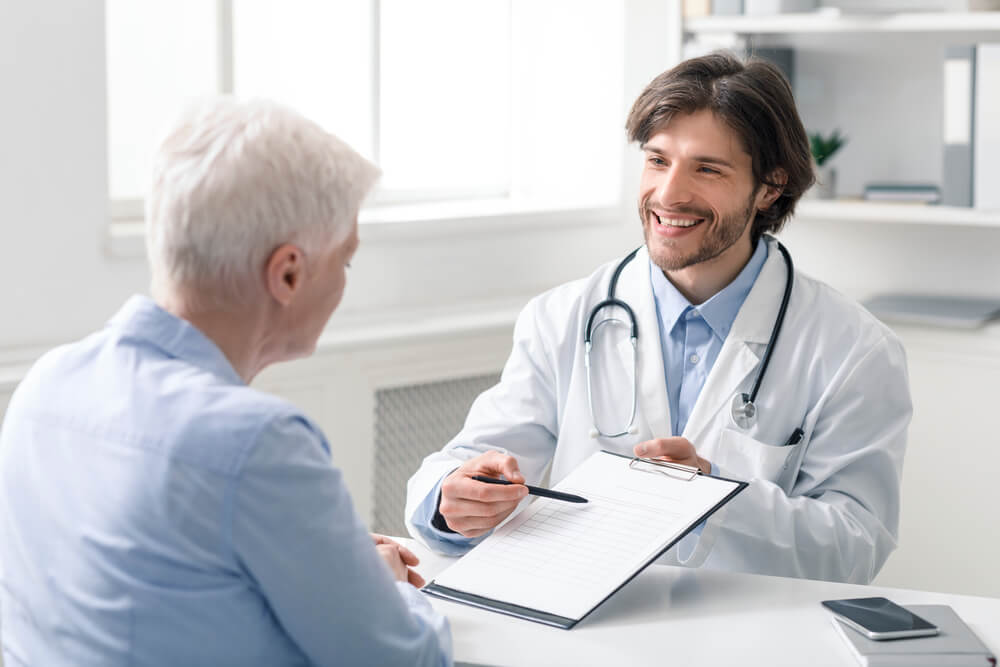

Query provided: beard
[642,190,758,273]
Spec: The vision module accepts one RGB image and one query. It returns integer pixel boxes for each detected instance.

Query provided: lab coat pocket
[716,428,802,492]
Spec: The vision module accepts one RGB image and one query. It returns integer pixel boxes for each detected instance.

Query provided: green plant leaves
[809,129,847,167]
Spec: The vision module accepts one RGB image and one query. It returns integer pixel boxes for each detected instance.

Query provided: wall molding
[0,298,525,394]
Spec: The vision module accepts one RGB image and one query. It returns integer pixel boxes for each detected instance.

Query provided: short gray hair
[146,97,379,308]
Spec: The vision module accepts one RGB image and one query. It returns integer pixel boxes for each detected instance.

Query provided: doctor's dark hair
[625,51,814,242]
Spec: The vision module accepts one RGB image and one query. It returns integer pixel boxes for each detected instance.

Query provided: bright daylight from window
[105,0,624,221]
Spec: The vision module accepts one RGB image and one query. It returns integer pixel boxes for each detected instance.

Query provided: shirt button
[689,353,700,364]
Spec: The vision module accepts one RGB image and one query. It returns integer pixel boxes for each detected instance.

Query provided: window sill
[105,198,622,259]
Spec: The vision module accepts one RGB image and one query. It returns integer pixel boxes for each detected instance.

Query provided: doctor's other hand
[635,437,712,475]
[372,534,426,588]
[439,451,529,538]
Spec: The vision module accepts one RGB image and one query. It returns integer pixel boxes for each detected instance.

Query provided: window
[106,0,624,222]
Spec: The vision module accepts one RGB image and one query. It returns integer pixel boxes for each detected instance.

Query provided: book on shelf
[974,43,1000,210]
[826,1,1000,11]
[682,0,711,17]
[744,0,818,13]
[712,0,745,14]
[863,182,941,203]
[943,45,975,207]
[862,293,1000,329]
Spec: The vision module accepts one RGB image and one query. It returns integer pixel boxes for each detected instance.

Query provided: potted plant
[808,129,846,199]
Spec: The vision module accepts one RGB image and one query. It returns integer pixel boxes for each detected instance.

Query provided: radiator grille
[372,373,500,537]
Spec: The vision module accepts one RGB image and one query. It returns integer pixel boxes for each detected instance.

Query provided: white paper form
[430,450,743,621]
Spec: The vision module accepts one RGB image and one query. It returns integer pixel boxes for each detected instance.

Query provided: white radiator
[371,373,500,537]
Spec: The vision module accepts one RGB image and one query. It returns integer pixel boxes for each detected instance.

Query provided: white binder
[974,43,1000,210]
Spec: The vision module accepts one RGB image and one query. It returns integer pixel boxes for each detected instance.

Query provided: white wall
[0,1,148,354]
[0,1,673,499]
[782,219,1000,597]
[0,1,645,358]
[2,0,999,599]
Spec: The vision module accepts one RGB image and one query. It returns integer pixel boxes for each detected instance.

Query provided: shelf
[685,11,1000,34]
[794,200,1000,227]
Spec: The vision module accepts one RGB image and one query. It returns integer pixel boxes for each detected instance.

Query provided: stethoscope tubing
[584,245,641,344]
[586,237,793,437]
[743,241,794,407]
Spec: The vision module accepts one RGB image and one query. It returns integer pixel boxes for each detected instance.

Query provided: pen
[471,475,588,504]
[783,427,804,447]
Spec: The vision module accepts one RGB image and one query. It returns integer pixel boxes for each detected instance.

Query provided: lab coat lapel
[616,246,672,439]
[682,239,786,446]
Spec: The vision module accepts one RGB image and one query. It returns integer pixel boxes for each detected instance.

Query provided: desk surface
[404,540,1000,667]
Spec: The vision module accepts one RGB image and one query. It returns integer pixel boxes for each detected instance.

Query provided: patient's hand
[372,534,425,588]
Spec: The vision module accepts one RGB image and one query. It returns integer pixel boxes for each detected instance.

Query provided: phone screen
[821,597,937,634]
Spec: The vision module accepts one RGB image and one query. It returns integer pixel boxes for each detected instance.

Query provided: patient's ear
[265,244,305,306]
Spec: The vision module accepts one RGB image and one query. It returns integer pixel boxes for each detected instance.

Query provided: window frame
[104,0,627,256]
[108,0,517,223]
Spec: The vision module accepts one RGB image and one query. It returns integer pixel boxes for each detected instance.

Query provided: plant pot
[811,164,836,199]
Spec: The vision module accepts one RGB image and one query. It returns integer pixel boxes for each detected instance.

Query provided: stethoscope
[584,239,795,438]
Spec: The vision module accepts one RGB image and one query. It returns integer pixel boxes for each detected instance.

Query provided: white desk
[405,540,1000,667]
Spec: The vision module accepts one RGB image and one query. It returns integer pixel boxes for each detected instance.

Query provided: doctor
[405,52,911,584]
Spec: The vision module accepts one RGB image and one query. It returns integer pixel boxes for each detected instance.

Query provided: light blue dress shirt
[650,237,768,437]
[0,296,451,667]
[411,239,767,552]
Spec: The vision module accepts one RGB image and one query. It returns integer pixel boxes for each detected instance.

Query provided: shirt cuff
[410,471,487,557]
[394,582,453,666]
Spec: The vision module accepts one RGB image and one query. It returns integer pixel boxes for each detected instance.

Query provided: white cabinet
[670,5,1000,597]
[678,8,1000,228]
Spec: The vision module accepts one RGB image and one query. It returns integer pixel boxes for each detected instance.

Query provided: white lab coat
[405,237,911,584]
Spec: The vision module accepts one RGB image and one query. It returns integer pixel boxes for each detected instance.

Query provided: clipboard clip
[628,456,701,481]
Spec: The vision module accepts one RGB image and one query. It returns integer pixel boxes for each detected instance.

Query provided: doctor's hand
[372,534,426,588]
[635,437,712,475]
[438,451,529,538]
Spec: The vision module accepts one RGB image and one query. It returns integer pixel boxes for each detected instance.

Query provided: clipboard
[422,450,747,629]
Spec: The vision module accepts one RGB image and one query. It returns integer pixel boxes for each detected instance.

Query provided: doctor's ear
[756,169,788,211]
[265,243,306,307]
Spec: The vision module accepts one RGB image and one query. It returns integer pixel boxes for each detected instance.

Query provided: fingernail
[636,444,646,456]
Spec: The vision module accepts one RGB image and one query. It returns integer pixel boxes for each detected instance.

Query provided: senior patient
[0,99,451,666]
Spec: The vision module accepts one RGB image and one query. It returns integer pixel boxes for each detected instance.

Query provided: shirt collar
[649,237,769,341]
[108,295,244,386]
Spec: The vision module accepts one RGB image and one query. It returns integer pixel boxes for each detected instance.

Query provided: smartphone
[822,597,939,640]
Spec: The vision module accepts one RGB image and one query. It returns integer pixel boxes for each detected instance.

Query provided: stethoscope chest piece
[731,392,758,430]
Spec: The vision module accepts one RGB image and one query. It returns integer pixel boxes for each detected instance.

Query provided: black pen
[783,427,805,447]
[471,475,588,504]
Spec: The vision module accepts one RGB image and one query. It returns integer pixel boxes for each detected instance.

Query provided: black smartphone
[821,597,939,640]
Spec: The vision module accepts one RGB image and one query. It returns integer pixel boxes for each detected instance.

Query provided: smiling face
[639,109,775,279]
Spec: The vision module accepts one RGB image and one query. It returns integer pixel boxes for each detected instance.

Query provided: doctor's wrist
[431,489,458,534]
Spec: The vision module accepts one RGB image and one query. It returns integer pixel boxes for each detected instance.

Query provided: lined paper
[430,451,742,620]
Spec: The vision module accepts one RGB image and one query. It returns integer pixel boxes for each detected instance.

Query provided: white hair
[146,97,379,308]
